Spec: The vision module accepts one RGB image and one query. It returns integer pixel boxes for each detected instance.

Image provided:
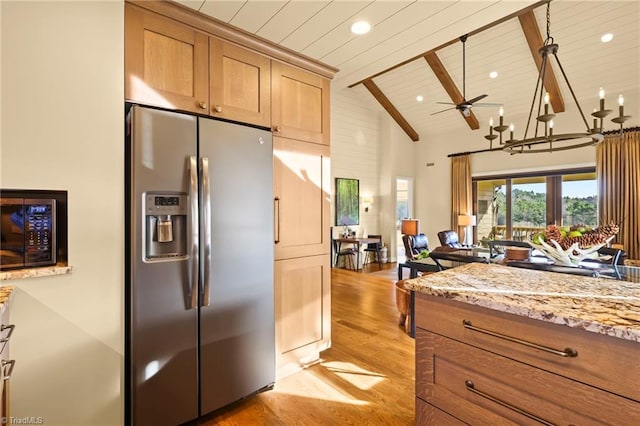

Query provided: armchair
[402,234,430,260]
[437,230,471,250]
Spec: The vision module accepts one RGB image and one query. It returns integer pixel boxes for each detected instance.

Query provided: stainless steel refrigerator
[125,105,275,425]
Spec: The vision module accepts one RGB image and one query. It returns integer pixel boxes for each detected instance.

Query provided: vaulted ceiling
[176,0,640,142]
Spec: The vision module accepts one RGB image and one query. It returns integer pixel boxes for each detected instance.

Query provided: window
[562,173,597,228]
[473,168,596,243]
[511,177,546,240]
[476,179,506,241]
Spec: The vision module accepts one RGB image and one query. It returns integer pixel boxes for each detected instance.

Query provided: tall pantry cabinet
[272,62,331,377]
[124,1,335,379]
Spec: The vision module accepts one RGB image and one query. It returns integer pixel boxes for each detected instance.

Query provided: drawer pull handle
[0,324,15,343]
[465,380,555,426]
[462,320,578,358]
[2,359,15,381]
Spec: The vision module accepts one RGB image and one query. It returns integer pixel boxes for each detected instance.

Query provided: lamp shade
[458,214,476,226]
[401,219,420,236]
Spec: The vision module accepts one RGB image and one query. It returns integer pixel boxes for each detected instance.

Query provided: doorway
[396,177,413,263]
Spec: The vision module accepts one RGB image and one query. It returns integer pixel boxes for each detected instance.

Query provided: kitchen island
[404,263,640,425]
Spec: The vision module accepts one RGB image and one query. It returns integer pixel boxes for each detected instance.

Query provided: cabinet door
[271,62,330,145]
[125,4,209,114]
[274,255,331,379]
[274,137,330,259]
[210,38,271,127]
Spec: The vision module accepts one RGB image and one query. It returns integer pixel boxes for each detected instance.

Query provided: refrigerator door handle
[189,156,199,310]
[201,157,212,307]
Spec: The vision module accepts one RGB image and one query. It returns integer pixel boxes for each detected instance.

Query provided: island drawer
[416,329,640,425]
[415,398,465,425]
[415,294,640,401]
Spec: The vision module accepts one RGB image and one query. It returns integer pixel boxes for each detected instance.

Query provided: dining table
[333,237,381,272]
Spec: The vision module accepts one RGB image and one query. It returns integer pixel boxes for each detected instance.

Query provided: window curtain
[596,131,640,260]
[451,154,472,240]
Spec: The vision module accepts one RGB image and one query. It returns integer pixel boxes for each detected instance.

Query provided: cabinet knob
[273,125,281,132]
[213,105,222,113]
[198,102,208,110]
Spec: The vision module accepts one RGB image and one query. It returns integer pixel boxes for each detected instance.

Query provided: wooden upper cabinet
[272,62,330,145]
[210,38,271,127]
[125,4,209,114]
[274,137,330,259]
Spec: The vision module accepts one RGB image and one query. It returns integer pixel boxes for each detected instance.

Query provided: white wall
[330,87,381,238]
[331,87,418,261]
[1,2,123,425]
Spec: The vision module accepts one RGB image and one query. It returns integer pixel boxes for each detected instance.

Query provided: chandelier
[483,0,632,153]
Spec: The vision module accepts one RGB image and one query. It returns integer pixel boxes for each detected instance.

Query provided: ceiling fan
[431,34,502,117]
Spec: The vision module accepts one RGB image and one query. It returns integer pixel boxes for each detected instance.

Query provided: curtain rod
[448,126,640,158]
[603,126,640,135]
[448,146,503,158]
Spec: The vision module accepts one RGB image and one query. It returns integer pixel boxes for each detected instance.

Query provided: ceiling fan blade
[473,102,504,107]
[466,94,488,104]
[435,101,456,105]
[430,107,457,116]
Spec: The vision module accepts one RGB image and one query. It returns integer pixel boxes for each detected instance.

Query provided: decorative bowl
[528,236,613,267]
[504,246,531,261]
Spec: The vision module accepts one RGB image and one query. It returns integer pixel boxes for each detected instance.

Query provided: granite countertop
[0,286,15,311]
[0,265,72,281]
[404,263,640,342]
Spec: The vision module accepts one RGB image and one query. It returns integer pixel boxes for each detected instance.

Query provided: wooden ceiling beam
[519,10,565,113]
[348,1,547,88]
[362,79,419,142]
[423,52,480,130]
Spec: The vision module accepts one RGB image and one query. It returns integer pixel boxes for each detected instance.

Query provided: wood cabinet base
[415,294,640,425]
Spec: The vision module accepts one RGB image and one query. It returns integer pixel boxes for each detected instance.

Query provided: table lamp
[401,219,420,236]
[458,214,476,245]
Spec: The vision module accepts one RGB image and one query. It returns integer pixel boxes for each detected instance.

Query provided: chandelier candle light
[485,0,632,153]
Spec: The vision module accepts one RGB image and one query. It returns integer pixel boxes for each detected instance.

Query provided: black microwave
[1,193,60,270]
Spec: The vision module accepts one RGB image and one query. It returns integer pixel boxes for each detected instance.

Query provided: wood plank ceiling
[177,0,640,142]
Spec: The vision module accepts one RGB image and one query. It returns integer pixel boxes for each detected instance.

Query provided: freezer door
[128,106,199,426]
[198,118,275,415]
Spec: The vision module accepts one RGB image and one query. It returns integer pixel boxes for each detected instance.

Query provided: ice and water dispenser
[144,193,188,260]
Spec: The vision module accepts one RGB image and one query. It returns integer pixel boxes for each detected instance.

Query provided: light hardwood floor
[196,263,415,425]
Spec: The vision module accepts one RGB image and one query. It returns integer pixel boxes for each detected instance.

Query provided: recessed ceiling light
[601,33,614,43]
[416,95,424,102]
[350,21,371,35]
[489,71,498,79]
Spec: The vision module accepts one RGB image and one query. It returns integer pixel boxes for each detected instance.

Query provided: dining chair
[363,234,383,269]
[333,239,356,271]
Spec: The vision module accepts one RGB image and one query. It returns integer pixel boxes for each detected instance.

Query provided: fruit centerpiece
[529,223,619,266]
